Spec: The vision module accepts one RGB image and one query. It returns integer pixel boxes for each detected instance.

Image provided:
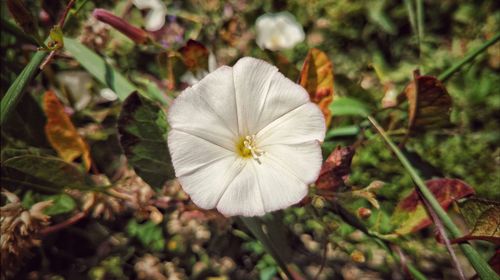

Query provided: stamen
[242,135,265,164]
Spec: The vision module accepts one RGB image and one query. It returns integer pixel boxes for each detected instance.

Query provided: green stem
[239,217,297,280]
[438,33,500,81]
[368,116,499,280]
[0,17,37,44]
[415,0,425,68]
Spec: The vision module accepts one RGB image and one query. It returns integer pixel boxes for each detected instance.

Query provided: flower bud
[357,207,372,219]
[311,195,325,209]
[92,9,148,44]
[350,250,365,263]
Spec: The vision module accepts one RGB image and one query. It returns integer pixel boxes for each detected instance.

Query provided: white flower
[132,0,167,31]
[167,57,325,217]
[255,12,305,51]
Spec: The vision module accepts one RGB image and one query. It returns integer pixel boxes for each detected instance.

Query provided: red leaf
[399,179,475,212]
[315,146,355,192]
[392,178,475,235]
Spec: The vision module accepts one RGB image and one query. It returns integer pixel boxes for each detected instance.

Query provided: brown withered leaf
[6,0,37,38]
[391,178,475,235]
[43,91,91,171]
[219,17,241,46]
[299,48,334,127]
[453,198,500,245]
[315,146,355,192]
[178,39,209,73]
[404,72,452,133]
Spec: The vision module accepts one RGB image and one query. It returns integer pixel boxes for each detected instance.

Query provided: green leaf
[1,147,53,162]
[325,125,360,139]
[1,51,48,125]
[1,92,50,147]
[117,92,175,189]
[261,213,292,262]
[126,219,165,252]
[1,155,93,193]
[43,194,77,215]
[260,266,278,280]
[135,77,168,105]
[63,37,136,100]
[329,97,370,117]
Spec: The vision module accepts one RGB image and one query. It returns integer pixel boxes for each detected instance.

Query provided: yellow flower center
[236,135,264,163]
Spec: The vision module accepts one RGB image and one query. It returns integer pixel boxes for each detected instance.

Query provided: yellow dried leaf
[43,91,91,171]
[299,48,334,127]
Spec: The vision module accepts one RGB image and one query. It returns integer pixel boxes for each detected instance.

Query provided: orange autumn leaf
[299,48,334,127]
[179,39,209,73]
[43,91,91,171]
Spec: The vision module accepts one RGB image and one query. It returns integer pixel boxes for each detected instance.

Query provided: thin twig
[313,237,328,280]
[393,245,412,279]
[39,50,57,70]
[58,0,76,28]
[417,189,466,280]
[41,211,87,236]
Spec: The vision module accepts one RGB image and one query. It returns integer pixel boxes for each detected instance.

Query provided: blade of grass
[63,37,136,100]
[403,0,417,37]
[0,17,37,44]
[368,115,499,279]
[239,217,298,280]
[1,0,82,125]
[438,33,500,82]
[416,0,424,47]
[1,51,48,125]
[417,189,466,280]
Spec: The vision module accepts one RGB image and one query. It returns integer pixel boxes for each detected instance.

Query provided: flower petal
[255,12,304,51]
[168,130,233,177]
[145,10,166,31]
[233,57,278,135]
[168,66,238,150]
[257,102,325,146]
[264,141,323,184]
[216,162,266,217]
[179,157,246,210]
[253,71,310,133]
[251,157,308,213]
